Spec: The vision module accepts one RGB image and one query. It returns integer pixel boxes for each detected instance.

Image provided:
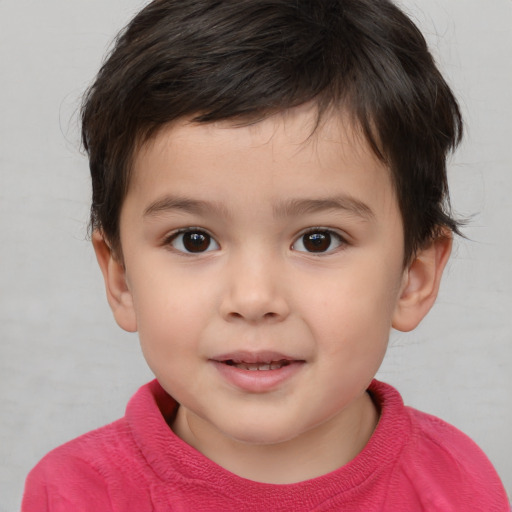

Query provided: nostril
[226,310,281,322]
[220,289,290,322]
[229,311,276,317]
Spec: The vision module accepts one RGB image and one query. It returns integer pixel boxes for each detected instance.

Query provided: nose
[219,250,290,324]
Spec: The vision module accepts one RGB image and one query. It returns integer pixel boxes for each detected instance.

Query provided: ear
[92,231,137,333]
[392,234,452,332]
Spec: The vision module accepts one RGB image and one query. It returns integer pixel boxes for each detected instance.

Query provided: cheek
[303,264,402,352]
[129,257,217,322]
[127,277,200,363]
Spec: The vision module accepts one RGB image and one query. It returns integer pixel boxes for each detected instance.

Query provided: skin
[94,105,451,484]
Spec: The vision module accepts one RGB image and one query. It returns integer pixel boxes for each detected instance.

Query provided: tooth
[229,360,291,371]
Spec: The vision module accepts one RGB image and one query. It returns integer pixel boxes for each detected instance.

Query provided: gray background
[1,0,511,510]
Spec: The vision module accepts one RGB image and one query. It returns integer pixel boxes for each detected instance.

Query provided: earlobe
[392,234,452,332]
[92,231,137,333]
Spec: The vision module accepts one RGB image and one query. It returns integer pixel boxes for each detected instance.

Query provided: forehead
[127,106,399,223]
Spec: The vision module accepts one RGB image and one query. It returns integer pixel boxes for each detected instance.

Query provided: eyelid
[163,227,220,254]
[291,227,348,254]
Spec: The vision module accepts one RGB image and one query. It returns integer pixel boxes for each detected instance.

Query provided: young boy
[22,0,509,510]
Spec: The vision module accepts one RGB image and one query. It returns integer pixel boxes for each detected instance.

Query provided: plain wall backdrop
[1,0,511,509]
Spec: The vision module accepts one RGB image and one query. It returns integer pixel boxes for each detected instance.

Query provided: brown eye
[170,230,219,253]
[303,232,331,252]
[292,230,343,253]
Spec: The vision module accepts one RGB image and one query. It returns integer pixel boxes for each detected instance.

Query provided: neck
[172,392,379,484]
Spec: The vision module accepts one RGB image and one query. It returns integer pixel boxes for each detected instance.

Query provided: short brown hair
[82,0,463,263]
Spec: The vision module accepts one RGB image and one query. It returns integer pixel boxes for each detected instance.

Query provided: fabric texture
[22,380,509,511]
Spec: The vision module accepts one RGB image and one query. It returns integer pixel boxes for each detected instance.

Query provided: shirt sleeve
[21,452,113,512]
[390,407,510,512]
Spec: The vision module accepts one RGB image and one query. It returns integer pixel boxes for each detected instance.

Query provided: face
[113,107,410,452]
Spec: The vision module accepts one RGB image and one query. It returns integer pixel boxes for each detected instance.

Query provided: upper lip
[212,350,302,364]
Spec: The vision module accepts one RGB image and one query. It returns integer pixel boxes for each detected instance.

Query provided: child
[22,0,509,510]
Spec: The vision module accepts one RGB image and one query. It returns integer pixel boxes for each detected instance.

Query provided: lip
[213,350,298,364]
[210,351,305,393]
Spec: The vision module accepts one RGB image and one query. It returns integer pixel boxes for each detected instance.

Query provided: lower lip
[211,360,304,393]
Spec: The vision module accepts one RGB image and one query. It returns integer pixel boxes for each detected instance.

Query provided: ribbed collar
[125,379,410,505]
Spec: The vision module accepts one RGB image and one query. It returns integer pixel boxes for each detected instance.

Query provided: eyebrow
[143,194,374,221]
[273,196,375,221]
[144,196,229,218]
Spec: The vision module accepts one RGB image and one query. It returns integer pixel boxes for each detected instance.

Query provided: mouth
[223,359,292,371]
[211,352,304,391]
[212,350,303,371]
[212,352,304,392]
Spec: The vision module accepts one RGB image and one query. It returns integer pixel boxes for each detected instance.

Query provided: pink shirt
[22,380,509,511]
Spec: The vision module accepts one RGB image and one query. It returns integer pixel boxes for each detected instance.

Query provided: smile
[211,352,304,392]
[223,360,291,371]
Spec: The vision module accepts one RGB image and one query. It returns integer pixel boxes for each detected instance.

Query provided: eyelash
[291,228,347,255]
[163,227,347,255]
[164,228,219,254]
